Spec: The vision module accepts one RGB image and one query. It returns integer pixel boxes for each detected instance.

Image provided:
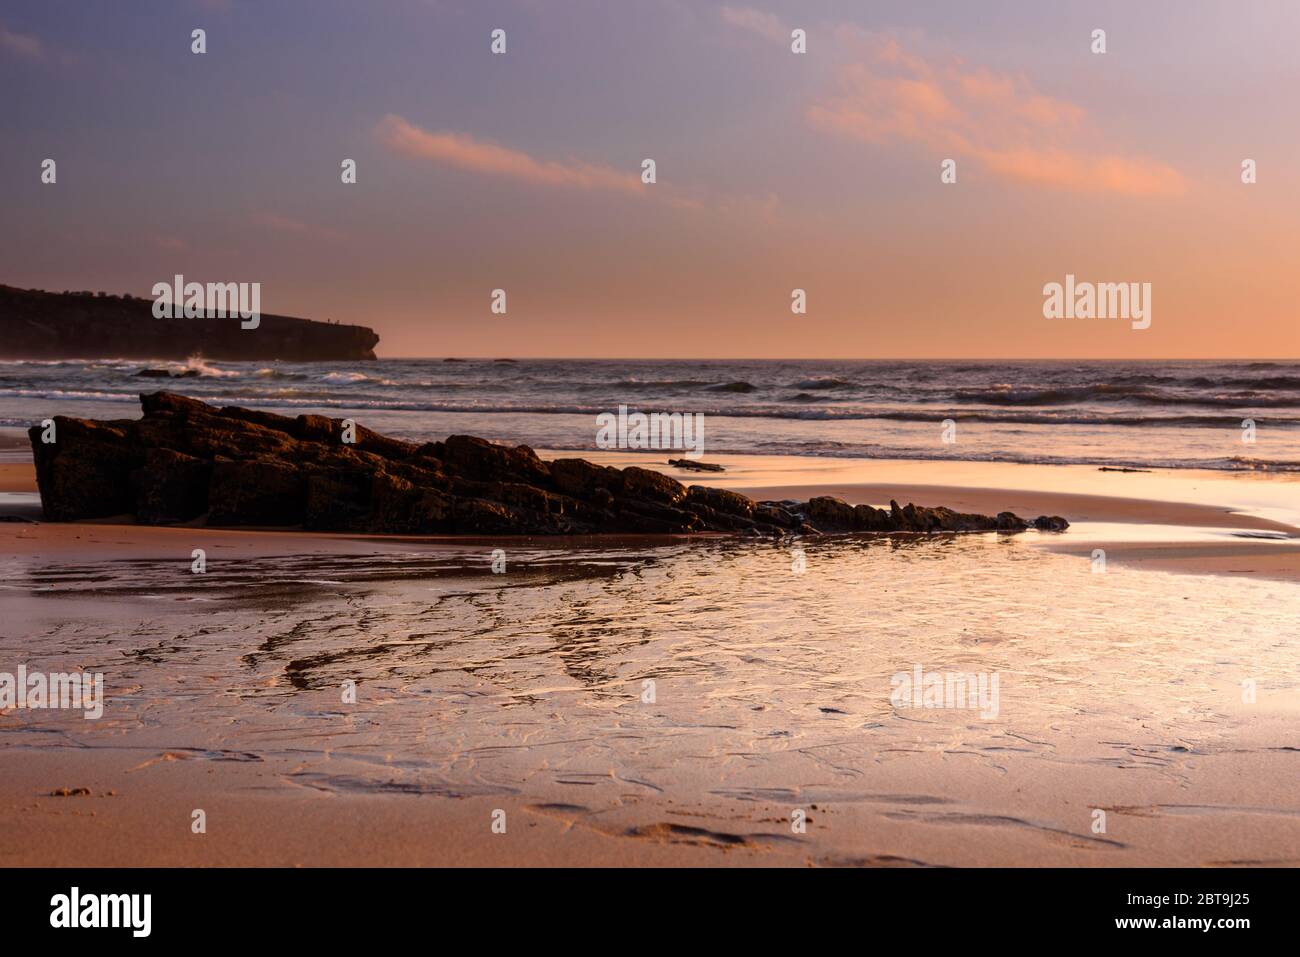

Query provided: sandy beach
[3,449,1298,866]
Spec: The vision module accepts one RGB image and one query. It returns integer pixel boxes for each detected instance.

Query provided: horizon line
[371,355,1300,362]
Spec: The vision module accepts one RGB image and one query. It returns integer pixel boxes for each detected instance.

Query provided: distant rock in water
[136,367,199,379]
[668,459,725,472]
[28,392,1066,537]
[0,285,378,361]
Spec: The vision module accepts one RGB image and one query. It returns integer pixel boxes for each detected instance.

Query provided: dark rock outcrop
[668,458,725,472]
[28,393,1067,537]
[0,285,378,361]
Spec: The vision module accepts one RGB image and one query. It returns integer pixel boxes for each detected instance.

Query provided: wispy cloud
[720,5,787,43]
[374,114,789,217]
[808,34,1186,196]
[0,22,44,60]
[250,211,344,242]
[376,114,642,194]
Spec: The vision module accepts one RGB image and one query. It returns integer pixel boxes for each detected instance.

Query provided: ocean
[2,357,1298,472]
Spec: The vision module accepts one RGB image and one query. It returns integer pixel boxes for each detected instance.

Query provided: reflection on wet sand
[2,532,1298,865]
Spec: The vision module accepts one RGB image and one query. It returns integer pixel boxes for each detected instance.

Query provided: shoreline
[4,453,1299,580]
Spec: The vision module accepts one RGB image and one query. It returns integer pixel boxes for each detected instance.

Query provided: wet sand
[5,714,1298,868]
[0,463,34,493]
[3,453,1298,866]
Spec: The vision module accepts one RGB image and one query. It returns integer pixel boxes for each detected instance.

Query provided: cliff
[0,285,379,361]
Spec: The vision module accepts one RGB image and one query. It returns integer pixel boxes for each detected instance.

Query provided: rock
[1032,515,1070,532]
[351,424,419,462]
[668,459,725,472]
[807,496,857,530]
[614,498,701,533]
[437,435,551,486]
[27,417,139,520]
[27,392,1058,538]
[680,497,757,532]
[621,467,686,506]
[685,485,754,518]
[140,391,212,419]
[550,458,623,498]
[136,368,197,379]
[294,414,337,443]
[305,470,373,531]
[996,512,1029,531]
[207,458,307,526]
[853,504,893,532]
[755,503,800,528]
[130,448,211,524]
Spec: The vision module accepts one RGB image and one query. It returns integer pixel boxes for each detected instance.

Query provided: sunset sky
[2,0,1298,358]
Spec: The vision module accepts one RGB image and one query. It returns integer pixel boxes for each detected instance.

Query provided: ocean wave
[321,371,376,384]
[1110,373,1300,390]
[574,378,715,391]
[7,386,1295,429]
[3,359,1299,473]
[792,377,855,390]
[168,357,240,378]
[951,384,1300,408]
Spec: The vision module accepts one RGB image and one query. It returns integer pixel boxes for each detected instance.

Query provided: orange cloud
[376,114,641,194]
[808,36,1185,196]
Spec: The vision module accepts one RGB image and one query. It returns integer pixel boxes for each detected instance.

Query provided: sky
[2,0,1298,359]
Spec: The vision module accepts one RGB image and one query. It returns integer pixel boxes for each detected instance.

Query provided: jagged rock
[807,496,857,530]
[755,503,800,528]
[436,434,551,486]
[621,467,686,506]
[854,504,894,532]
[685,485,754,518]
[550,458,623,498]
[26,392,1063,538]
